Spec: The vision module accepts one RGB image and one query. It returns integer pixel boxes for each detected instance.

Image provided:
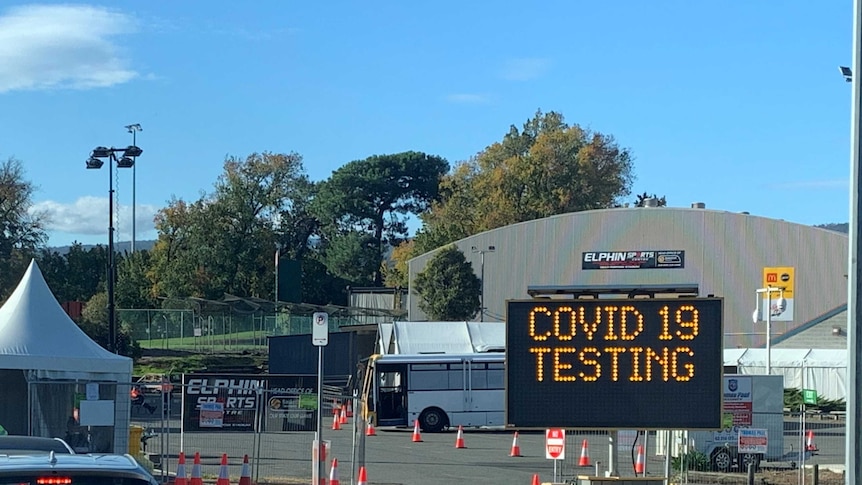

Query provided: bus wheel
[419,408,447,433]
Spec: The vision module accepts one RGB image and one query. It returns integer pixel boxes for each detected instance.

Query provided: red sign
[545,428,566,460]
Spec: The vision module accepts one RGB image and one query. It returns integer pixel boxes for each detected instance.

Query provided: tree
[0,158,48,298]
[149,152,317,301]
[315,151,449,286]
[382,239,414,288]
[116,250,156,309]
[80,291,140,358]
[148,198,219,299]
[416,110,634,253]
[633,192,667,207]
[413,245,481,320]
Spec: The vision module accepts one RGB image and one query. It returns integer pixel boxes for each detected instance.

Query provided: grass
[133,349,268,376]
[137,330,267,350]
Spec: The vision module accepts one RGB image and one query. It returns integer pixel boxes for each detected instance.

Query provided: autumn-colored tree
[382,239,414,288]
[413,245,481,321]
[415,110,634,254]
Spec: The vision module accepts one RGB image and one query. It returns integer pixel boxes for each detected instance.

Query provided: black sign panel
[506,298,723,429]
[582,250,685,270]
[182,373,317,432]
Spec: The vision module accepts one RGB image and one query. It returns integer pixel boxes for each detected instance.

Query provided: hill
[816,223,849,234]
[47,240,157,255]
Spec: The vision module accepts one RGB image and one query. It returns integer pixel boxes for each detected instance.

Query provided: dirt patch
[687,469,844,485]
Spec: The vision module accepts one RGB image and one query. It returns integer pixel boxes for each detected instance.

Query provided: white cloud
[0,4,138,93]
[444,93,491,104]
[501,58,551,81]
[32,196,158,236]
[768,179,848,190]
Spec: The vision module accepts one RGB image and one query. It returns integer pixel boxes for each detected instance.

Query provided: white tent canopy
[0,260,132,452]
[724,348,847,401]
[383,321,505,354]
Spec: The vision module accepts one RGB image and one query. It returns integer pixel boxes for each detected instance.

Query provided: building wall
[407,207,848,348]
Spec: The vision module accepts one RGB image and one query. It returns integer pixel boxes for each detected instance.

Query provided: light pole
[846,0,862,480]
[124,124,142,253]
[87,144,142,353]
[751,286,785,375]
[471,245,495,322]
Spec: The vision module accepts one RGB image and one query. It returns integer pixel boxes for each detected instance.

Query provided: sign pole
[312,312,329,485]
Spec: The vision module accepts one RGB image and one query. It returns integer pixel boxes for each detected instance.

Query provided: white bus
[361,352,505,432]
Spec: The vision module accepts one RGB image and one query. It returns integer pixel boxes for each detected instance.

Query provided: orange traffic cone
[579,439,591,466]
[238,454,252,485]
[332,413,342,430]
[366,417,377,436]
[357,466,368,485]
[454,425,466,448]
[339,405,348,425]
[329,458,340,485]
[346,400,353,418]
[509,431,522,457]
[216,454,230,485]
[189,452,203,485]
[412,419,423,442]
[806,430,818,452]
[531,473,540,485]
[174,452,188,485]
[635,445,645,475]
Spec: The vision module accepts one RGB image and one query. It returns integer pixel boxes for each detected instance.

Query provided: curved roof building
[407,205,848,349]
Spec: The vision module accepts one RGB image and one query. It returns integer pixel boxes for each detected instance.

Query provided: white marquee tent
[379,321,505,354]
[723,348,847,401]
[0,260,132,453]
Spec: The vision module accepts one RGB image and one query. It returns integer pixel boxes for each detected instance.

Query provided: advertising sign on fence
[738,428,768,454]
[199,402,224,428]
[182,373,321,432]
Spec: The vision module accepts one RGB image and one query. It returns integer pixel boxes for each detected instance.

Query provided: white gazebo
[0,260,132,453]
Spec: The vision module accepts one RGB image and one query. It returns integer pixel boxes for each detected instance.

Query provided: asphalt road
[133,412,847,485]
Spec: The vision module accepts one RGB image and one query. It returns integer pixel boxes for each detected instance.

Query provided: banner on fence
[182,373,320,432]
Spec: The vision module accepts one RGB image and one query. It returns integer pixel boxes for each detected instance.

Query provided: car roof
[0,453,147,473]
[0,437,74,454]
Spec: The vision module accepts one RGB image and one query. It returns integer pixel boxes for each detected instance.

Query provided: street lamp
[841,65,853,83]
[471,245,495,322]
[86,144,143,353]
[124,124,142,253]
[751,286,786,375]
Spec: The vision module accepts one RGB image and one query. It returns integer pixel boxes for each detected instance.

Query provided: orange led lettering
[554,347,576,381]
[578,306,602,340]
[529,307,552,341]
[604,306,619,340]
[530,347,551,381]
[604,347,626,381]
[619,305,643,341]
[554,307,576,340]
[578,347,601,381]
[672,347,695,381]
[628,347,644,381]
[675,306,699,340]
[645,347,670,382]
[658,305,673,340]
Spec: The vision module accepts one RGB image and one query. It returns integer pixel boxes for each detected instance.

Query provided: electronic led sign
[505,298,723,429]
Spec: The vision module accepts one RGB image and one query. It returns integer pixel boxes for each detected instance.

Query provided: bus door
[375,362,408,427]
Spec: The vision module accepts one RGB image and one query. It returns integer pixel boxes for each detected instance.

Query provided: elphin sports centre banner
[582,250,685,270]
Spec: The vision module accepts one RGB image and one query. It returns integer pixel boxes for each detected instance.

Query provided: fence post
[747,463,755,485]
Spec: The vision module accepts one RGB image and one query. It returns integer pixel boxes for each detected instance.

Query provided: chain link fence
[119,309,370,352]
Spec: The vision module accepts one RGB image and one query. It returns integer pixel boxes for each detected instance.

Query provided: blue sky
[0,1,854,247]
